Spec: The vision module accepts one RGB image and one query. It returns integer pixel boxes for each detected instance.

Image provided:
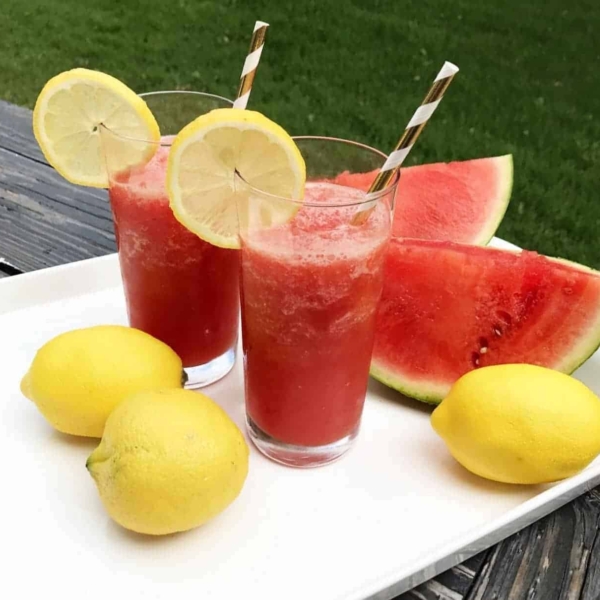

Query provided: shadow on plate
[50,429,99,450]
[105,514,211,548]
[368,377,435,416]
[421,434,550,497]
[573,358,600,395]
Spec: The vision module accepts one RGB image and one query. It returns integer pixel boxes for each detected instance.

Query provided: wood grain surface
[1,98,600,600]
[0,100,115,272]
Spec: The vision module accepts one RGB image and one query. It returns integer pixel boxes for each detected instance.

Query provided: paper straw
[351,61,458,226]
[233,21,269,109]
[368,61,459,195]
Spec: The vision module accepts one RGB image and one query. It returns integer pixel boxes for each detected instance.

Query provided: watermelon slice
[333,155,513,245]
[371,239,600,404]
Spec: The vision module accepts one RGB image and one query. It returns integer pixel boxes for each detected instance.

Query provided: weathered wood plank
[466,489,600,600]
[580,497,600,599]
[0,257,22,277]
[0,145,115,271]
[0,99,116,270]
[399,553,489,600]
[0,99,46,163]
[0,147,113,220]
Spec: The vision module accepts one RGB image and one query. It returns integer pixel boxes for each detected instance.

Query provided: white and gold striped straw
[233,20,269,109]
[369,61,459,195]
[351,61,458,225]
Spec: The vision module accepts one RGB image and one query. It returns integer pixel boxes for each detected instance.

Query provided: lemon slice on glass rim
[166,108,306,250]
[33,68,160,188]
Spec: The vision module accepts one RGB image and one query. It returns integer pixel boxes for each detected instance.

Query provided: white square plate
[2,241,599,600]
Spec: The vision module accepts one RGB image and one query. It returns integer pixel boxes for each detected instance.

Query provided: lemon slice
[33,68,160,188]
[167,108,305,249]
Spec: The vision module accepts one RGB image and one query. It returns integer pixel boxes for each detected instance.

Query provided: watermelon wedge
[332,155,513,245]
[370,239,600,404]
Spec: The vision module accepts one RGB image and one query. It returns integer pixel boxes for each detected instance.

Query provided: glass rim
[235,136,399,208]
[101,90,233,146]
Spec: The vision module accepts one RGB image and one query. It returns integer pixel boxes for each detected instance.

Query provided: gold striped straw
[233,20,270,109]
[370,61,459,194]
[352,61,458,225]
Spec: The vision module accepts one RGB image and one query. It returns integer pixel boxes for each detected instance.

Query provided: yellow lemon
[21,325,183,438]
[33,68,160,188]
[86,389,249,535]
[431,364,600,484]
[167,108,305,249]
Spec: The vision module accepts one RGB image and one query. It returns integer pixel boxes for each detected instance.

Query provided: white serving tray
[2,240,600,600]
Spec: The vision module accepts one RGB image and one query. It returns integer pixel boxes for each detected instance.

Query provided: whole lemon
[21,325,183,437]
[431,364,600,484]
[86,389,249,535]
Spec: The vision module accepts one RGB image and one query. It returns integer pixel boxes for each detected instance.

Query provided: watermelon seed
[493,327,503,337]
[496,310,512,325]
[479,337,489,353]
[472,352,480,367]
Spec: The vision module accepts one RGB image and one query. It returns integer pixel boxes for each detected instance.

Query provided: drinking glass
[101,91,239,388]
[235,136,398,467]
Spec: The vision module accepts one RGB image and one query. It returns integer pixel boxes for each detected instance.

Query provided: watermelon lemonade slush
[237,137,397,467]
[104,92,239,388]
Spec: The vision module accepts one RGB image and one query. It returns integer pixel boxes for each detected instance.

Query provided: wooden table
[2,98,600,600]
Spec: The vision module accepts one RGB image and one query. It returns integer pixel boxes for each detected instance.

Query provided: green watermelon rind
[472,154,514,246]
[546,257,600,374]
[369,363,445,405]
[370,251,600,405]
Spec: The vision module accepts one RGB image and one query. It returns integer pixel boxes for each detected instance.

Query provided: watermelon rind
[545,258,600,375]
[473,154,514,246]
[369,363,445,405]
[370,246,600,405]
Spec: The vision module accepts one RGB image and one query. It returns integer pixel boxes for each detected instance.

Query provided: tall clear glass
[235,137,398,467]
[101,92,239,388]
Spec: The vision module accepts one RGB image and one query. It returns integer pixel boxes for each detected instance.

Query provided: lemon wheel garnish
[33,68,160,188]
[166,108,305,249]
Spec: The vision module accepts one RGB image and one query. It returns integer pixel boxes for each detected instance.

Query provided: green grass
[2,0,599,266]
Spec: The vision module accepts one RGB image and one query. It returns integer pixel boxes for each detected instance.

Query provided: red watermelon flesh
[370,239,600,404]
[331,155,513,245]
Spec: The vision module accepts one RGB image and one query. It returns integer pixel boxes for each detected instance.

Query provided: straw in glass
[352,61,459,224]
[233,21,270,109]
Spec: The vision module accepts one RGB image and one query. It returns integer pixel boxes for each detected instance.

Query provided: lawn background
[1,0,598,266]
